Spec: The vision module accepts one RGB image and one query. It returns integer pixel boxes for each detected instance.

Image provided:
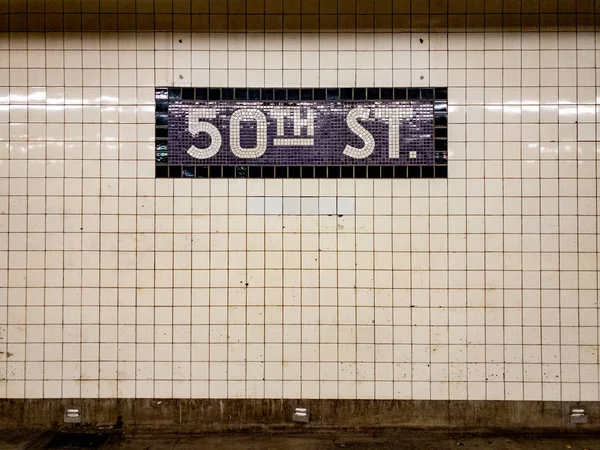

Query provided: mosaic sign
[155,87,447,179]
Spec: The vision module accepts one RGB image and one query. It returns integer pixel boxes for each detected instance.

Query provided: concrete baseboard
[0,399,597,431]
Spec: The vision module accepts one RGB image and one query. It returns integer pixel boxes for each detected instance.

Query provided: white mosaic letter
[270,107,290,136]
[230,108,268,158]
[343,107,375,159]
[270,106,315,146]
[375,107,410,159]
[293,108,314,136]
[186,107,222,159]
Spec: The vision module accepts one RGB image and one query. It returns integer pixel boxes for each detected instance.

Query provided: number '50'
[186,107,268,160]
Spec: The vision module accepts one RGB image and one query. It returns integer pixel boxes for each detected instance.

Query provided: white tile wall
[0,1,598,401]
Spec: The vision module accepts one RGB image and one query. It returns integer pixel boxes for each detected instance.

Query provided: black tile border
[156,165,448,179]
[156,86,448,102]
[155,87,448,179]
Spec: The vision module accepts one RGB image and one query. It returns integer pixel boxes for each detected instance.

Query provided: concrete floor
[2,429,600,450]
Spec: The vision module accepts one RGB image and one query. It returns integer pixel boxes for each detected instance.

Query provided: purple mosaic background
[167,100,435,166]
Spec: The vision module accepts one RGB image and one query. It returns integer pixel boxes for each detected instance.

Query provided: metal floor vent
[45,432,111,449]
[292,406,309,423]
[570,407,588,424]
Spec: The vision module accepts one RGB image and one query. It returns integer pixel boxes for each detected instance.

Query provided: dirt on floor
[1,428,600,450]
